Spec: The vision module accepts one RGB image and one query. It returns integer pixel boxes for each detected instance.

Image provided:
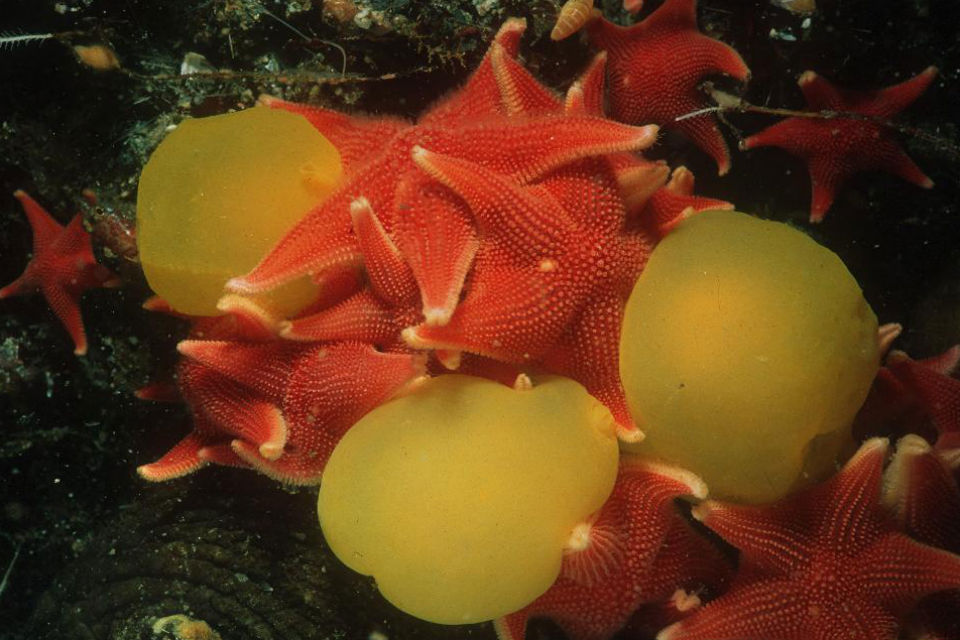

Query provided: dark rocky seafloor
[0,0,958,639]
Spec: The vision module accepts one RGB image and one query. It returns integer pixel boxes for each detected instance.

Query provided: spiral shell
[551,0,594,41]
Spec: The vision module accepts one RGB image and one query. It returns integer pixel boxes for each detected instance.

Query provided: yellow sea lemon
[137,106,342,316]
[318,375,620,625]
[620,210,879,504]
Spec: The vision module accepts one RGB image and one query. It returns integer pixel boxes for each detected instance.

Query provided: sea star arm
[540,291,642,442]
[885,350,960,450]
[862,65,938,117]
[40,283,90,356]
[420,18,526,125]
[454,115,658,184]
[636,0,750,85]
[349,197,418,307]
[497,460,708,640]
[179,362,287,460]
[404,259,581,363]
[490,42,562,116]
[176,340,297,400]
[226,161,393,294]
[613,156,671,219]
[228,115,655,296]
[394,173,478,327]
[795,70,846,110]
[657,579,811,640]
[671,113,738,177]
[883,435,960,637]
[170,343,423,485]
[258,94,409,174]
[884,435,960,547]
[642,166,733,236]
[809,438,890,551]
[411,146,572,258]
[564,52,607,116]
[744,68,935,222]
[214,294,286,339]
[691,499,813,575]
[137,429,213,481]
[799,67,938,117]
[269,343,426,482]
[13,189,65,253]
[855,534,960,611]
[281,289,400,344]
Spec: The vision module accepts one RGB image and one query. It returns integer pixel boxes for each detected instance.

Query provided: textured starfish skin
[136,294,426,483]
[886,348,960,454]
[1,190,120,355]
[139,336,425,484]
[140,18,739,476]
[885,436,960,640]
[495,459,728,640]
[587,0,750,175]
[742,67,937,222]
[217,19,675,442]
[855,346,960,456]
[660,439,960,640]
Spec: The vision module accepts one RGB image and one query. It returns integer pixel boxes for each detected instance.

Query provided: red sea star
[742,66,937,222]
[0,190,120,355]
[660,438,960,640]
[495,459,729,640]
[586,0,750,175]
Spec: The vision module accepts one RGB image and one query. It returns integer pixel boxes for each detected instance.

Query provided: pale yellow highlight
[318,375,620,624]
[137,106,342,316]
[620,210,879,504]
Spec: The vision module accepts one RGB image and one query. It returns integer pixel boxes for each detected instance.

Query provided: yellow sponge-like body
[620,210,879,504]
[318,375,620,625]
[137,106,342,316]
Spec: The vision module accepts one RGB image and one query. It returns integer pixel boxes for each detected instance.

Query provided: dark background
[0,0,958,638]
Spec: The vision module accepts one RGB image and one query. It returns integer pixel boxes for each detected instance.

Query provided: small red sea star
[742,67,937,222]
[0,190,120,355]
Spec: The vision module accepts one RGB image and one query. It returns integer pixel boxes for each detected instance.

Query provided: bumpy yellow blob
[318,375,619,625]
[620,210,879,504]
[137,107,342,316]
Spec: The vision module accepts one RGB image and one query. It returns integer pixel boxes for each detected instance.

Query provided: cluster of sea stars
[133,11,744,486]
[2,1,956,639]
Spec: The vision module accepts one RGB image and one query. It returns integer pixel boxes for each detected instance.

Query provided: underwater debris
[151,614,222,640]
[0,32,55,50]
[770,0,816,15]
[0,542,22,604]
[72,43,120,71]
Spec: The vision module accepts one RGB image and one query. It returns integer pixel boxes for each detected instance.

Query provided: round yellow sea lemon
[137,106,342,316]
[620,210,879,504]
[318,375,620,625]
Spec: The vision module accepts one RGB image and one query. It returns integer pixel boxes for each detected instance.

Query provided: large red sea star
[660,438,960,640]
